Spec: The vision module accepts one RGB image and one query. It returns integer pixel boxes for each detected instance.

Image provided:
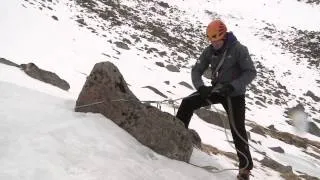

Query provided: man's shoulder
[230,41,249,54]
[202,45,212,53]
[199,45,214,58]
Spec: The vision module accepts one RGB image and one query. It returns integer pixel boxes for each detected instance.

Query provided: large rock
[195,108,229,129]
[75,61,194,162]
[20,63,70,91]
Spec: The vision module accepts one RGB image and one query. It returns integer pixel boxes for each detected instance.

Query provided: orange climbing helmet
[206,19,227,41]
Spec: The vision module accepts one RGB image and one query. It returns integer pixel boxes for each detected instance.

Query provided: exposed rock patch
[166,64,180,72]
[21,62,70,91]
[178,81,194,90]
[142,86,168,98]
[195,108,229,129]
[0,57,20,68]
[269,146,285,153]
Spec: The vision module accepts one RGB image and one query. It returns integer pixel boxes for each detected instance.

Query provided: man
[176,19,256,180]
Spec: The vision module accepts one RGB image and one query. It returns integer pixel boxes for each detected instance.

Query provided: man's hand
[219,84,234,96]
[198,86,213,99]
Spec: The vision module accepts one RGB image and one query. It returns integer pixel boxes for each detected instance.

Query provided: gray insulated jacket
[192,32,257,96]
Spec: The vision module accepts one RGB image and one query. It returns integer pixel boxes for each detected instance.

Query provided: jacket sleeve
[191,48,210,90]
[230,45,256,91]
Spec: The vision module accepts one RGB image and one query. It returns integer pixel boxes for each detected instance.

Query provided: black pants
[176,92,253,170]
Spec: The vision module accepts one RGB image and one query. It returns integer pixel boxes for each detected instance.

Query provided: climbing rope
[74,89,273,175]
[207,98,250,173]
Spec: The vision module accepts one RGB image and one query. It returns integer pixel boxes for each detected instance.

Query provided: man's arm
[230,45,257,91]
[191,48,210,90]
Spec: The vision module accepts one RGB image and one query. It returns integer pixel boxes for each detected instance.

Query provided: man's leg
[176,92,222,128]
[176,92,208,128]
[223,95,253,170]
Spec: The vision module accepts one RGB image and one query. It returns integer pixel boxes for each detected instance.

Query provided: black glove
[219,84,234,96]
[198,85,213,99]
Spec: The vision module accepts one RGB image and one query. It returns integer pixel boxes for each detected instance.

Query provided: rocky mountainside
[22,0,320,136]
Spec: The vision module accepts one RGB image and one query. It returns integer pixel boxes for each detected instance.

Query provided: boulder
[20,62,70,90]
[195,108,229,129]
[75,61,195,162]
[188,129,201,149]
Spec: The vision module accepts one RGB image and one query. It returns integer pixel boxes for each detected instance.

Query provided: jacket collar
[210,32,238,55]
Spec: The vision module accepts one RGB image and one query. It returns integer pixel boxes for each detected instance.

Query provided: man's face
[210,39,224,50]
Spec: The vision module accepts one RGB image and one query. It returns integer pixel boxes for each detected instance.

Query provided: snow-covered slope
[0,81,226,180]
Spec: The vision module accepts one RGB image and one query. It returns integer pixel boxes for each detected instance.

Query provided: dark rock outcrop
[308,121,320,137]
[247,122,320,149]
[142,86,168,98]
[166,64,180,72]
[305,91,320,102]
[114,41,130,50]
[188,129,201,149]
[155,62,165,67]
[75,61,195,162]
[0,57,20,68]
[269,146,285,153]
[260,157,292,173]
[195,108,229,129]
[250,125,267,137]
[20,63,70,90]
[178,81,194,90]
